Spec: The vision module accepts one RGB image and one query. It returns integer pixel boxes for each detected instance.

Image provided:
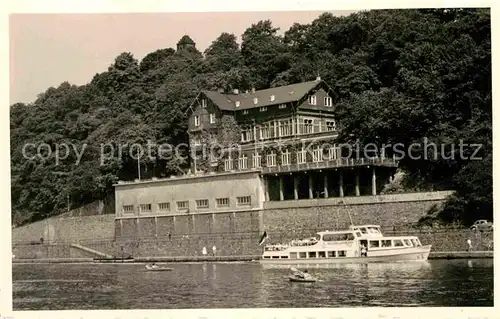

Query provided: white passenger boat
[260,225,431,264]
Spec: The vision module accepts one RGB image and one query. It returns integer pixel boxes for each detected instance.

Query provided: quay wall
[13,191,480,260]
[12,214,115,245]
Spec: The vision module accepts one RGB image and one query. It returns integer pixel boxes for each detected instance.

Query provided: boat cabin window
[414,239,422,247]
[403,239,412,247]
[356,232,362,237]
[281,256,289,258]
[299,252,307,258]
[327,251,336,258]
[393,239,404,247]
[369,240,380,248]
[290,252,298,259]
[367,227,381,234]
[338,250,347,257]
[359,228,368,234]
[381,240,392,247]
[272,256,279,259]
[322,233,355,241]
[308,252,317,258]
[318,251,326,258]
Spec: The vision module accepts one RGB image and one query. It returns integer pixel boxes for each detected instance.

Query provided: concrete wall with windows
[114,170,264,218]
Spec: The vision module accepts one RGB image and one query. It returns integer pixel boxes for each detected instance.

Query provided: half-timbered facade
[188,78,397,201]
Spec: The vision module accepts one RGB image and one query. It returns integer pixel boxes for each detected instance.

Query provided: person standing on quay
[202,246,207,256]
[212,245,217,256]
[467,238,473,252]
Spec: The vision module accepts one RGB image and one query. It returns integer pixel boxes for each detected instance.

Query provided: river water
[12,259,493,309]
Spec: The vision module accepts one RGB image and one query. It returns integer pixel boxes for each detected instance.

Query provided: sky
[9,11,357,104]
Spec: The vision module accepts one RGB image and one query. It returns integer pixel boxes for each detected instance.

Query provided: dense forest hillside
[10,9,491,226]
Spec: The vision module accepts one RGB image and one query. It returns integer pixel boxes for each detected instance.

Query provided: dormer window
[194,115,200,127]
[243,110,249,115]
[270,95,275,102]
[260,107,267,112]
[308,95,317,105]
[253,97,258,104]
[279,104,286,109]
[201,99,207,108]
[235,101,240,107]
[324,97,333,107]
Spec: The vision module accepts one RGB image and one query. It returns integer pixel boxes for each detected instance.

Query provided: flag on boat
[259,231,268,246]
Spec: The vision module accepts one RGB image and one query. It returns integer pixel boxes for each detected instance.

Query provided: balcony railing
[261,157,397,174]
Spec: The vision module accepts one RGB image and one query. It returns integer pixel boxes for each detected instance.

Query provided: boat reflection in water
[261,261,432,271]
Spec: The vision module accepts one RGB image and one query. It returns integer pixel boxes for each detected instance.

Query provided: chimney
[233,89,239,95]
[315,76,321,82]
[251,88,256,94]
[218,88,224,93]
[235,101,240,107]
[270,95,275,102]
[253,97,258,104]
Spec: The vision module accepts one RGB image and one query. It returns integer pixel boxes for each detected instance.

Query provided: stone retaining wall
[12,214,115,244]
[12,244,98,259]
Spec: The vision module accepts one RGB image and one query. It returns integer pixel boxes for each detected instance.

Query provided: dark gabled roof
[201,79,325,111]
[201,90,235,111]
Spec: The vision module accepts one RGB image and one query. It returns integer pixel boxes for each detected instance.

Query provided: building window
[158,202,170,212]
[241,129,252,142]
[194,115,200,127]
[308,95,317,105]
[209,113,216,124]
[266,152,276,167]
[238,155,248,170]
[243,109,248,114]
[123,205,134,213]
[326,120,336,131]
[139,204,152,213]
[177,201,189,211]
[324,97,332,107]
[216,198,230,208]
[201,99,207,108]
[302,119,313,134]
[224,158,233,171]
[297,149,306,164]
[259,106,267,112]
[279,104,286,109]
[253,153,261,168]
[237,196,251,206]
[278,120,292,137]
[281,150,290,165]
[260,125,270,140]
[313,147,322,163]
[327,146,337,160]
[196,199,209,209]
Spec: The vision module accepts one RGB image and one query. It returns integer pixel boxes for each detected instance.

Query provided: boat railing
[264,245,289,251]
[289,239,318,247]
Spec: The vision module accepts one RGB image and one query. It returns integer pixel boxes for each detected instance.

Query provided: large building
[187,78,398,202]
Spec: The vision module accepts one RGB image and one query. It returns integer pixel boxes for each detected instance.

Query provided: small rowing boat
[289,276,317,283]
[289,267,317,282]
[145,265,173,271]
